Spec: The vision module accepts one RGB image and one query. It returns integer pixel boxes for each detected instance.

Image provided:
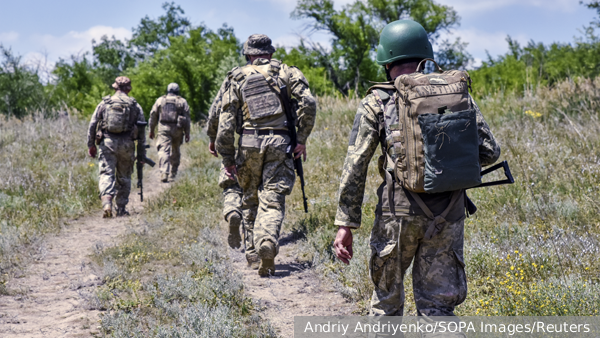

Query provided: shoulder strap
[367,82,395,94]
[230,67,246,82]
[269,59,281,75]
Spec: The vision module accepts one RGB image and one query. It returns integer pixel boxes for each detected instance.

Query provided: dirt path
[230,232,355,338]
[0,168,165,337]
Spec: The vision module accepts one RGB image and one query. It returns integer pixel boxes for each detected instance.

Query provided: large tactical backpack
[371,59,481,194]
[103,95,137,134]
[159,95,185,124]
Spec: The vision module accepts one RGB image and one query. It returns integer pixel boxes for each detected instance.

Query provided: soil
[0,168,356,338]
[0,169,165,337]
[230,232,355,338]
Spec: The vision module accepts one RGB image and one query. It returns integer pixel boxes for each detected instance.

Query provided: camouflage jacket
[215,58,317,168]
[207,77,230,143]
[149,94,191,135]
[334,87,501,229]
[87,92,146,155]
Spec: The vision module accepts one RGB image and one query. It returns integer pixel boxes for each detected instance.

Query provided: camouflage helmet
[244,34,276,55]
[112,76,131,90]
[376,20,433,65]
[167,82,180,94]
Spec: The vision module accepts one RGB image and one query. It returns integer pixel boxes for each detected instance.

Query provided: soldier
[87,76,147,218]
[216,34,317,277]
[149,83,191,183]
[332,20,501,322]
[207,76,244,251]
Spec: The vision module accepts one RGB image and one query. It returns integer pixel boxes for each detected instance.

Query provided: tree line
[0,1,599,119]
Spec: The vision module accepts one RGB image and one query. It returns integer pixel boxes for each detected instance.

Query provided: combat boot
[226,211,242,249]
[171,170,177,180]
[116,206,130,217]
[246,253,260,270]
[161,173,169,183]
[101,195,113,218]
[258,241,276,277]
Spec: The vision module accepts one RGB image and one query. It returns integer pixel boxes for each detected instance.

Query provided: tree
[0,46,46,117]
[292,0,471,96]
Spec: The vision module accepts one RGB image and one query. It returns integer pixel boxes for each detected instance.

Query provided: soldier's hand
[224,165,237,180]
[185,134,190,143]
[88,146,97,158]
[149,130,155,140]
[334,226,354,264]
[294,143,307,161]
[209,142,218,157]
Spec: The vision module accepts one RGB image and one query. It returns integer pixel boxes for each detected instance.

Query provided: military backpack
[370,58,481,194]
[159,95,186,124]
[102,95,138,134]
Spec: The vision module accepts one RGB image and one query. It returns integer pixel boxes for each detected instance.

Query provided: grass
[90,124,276,337]
[0,113,98,289]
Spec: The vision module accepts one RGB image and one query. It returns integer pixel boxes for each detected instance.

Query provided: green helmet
[376,20,433,66]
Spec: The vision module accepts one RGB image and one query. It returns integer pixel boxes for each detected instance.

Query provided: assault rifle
[135,122,156,202]
[280,85,308,213]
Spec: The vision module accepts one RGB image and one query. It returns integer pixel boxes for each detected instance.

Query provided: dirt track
[230,232,355,337]
[0,166,355,337]
[0,168,164,337]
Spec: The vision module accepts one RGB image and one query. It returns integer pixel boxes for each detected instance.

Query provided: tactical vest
[229,59,291,128]
[102,95,138,134]
[369,59,481,194]
[159,95,185,124]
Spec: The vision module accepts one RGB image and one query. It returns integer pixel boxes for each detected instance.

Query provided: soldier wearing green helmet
[332,19,501,322]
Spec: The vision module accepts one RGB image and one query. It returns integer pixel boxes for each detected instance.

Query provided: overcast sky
[0,0,594,68]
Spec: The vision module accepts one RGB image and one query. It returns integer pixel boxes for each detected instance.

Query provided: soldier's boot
[170,171,177,180]
[101,195,113,218]
[246,253,260,270]
[116,206,130,217]
[161,173,169,183]
[226,211,242,249]
[258,241,276,277]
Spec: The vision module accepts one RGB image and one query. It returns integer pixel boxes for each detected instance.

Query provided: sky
[0,0,595,69]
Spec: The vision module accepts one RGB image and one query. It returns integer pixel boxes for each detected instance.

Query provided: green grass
[0,114,98,287]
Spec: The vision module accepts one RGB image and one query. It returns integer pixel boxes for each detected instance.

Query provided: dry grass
[0,114,97,287]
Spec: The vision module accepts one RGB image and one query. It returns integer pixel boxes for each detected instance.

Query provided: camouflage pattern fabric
[156,128,183,176]
[149,93,191,176]
[235,134,295,257]
[98,135,136,208]
[207,78,229,143]
[335,86,500,316]
[215,58,316,168]
[88,92,146,210]
[218,164,243,219]
[369,213,466,316]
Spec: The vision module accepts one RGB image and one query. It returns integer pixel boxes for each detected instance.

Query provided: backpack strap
[268,59,281,76]
[408,190,463,240]
[230,67,246,82]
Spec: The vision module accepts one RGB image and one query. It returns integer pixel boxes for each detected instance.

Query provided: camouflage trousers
[236,134,295,259]
[218,163,243,218]
[369,212,467,317]
[156,126,183,176]
[98,135,135,207]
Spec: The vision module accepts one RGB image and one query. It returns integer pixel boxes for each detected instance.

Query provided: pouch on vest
[160,96,179,124]
[241,72,282,120]
[104,98,133,134]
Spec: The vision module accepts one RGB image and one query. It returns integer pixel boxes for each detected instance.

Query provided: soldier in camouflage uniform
[216,34,316,277]
[333,20,501,322]
[87,76,147,218]
[208,75,244,250]
[149,83,191,182]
